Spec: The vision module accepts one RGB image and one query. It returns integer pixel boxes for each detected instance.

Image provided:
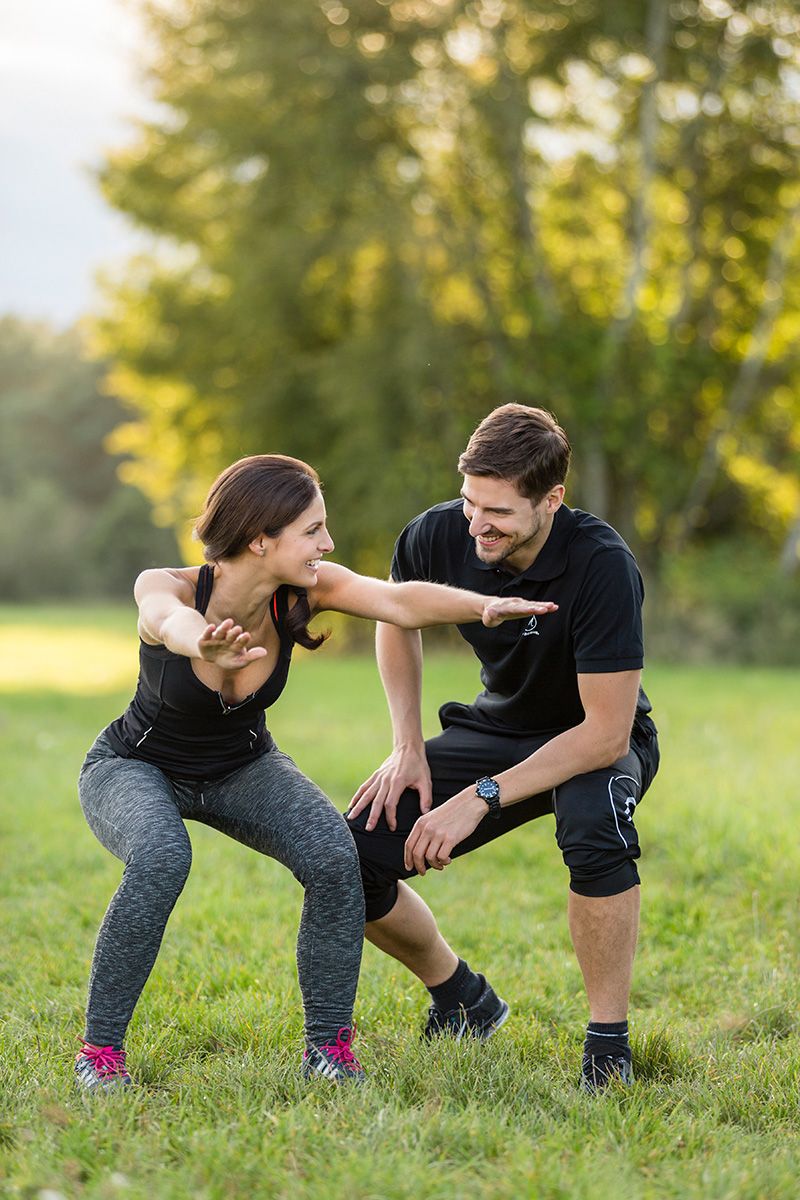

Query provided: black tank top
[104,566,294,780]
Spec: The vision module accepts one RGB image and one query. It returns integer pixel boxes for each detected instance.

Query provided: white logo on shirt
[522,615,539,637]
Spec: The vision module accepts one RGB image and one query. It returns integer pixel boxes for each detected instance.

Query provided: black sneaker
[302,1027,365,1084]
[580,1052,634,1093]
[424,974,510,1041]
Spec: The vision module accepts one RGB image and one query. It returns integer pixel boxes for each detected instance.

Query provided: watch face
[477,778,499,800]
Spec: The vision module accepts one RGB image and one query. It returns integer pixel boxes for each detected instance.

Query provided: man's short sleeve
[571,548,644,673]
[390,513,432,583]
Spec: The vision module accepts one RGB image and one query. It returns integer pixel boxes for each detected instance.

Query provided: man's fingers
[417,777,433,814]
[349,774,378,809]
[347,783,378,818]
[407,823,434,875]
[366,778,395,830]
[424,838,446,871]
[365,778,395,830]
[403,828,418,872]
[413,842,431,874]
[366,794,393,833]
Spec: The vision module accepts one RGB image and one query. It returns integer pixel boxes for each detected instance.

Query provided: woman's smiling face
[263,490,335,584]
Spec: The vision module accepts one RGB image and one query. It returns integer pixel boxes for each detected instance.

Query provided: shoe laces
[316,1026,362,1069]
[80,1040,128,1078]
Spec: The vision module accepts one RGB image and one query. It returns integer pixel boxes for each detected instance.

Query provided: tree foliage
[0,318,179,600]
[95,0,800,575]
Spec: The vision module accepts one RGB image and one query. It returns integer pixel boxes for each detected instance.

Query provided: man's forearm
[376,622,425,746]
[493,720,630,808]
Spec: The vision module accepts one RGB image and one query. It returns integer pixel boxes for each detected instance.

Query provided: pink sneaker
[302,1027,365,1084]
[75,1040,132,1094]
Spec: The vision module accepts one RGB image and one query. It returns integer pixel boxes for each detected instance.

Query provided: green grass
[1,605,799,1199]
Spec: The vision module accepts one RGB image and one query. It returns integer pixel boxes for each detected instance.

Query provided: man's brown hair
[458,404,571,501]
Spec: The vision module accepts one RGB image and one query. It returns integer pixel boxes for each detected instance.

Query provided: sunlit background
[1,0,798,661]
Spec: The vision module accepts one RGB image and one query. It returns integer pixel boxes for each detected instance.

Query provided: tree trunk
[779,510,800,576]
[671,196,800,554]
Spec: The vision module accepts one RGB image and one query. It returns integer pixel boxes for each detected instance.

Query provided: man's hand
[348,743,432,832]
[403,789,486,875]
[197,619,268,670]
[482,597,558,627]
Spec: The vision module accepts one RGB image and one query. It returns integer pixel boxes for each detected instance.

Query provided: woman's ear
[248,536,267,558]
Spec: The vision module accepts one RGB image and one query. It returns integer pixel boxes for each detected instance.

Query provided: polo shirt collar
[465,504,577,582]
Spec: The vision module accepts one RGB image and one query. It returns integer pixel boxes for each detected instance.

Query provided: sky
[0,0,151,326]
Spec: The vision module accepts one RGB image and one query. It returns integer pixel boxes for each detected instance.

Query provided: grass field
[1,604,799,1200]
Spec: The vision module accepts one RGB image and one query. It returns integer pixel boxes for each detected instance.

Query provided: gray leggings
[78,732,365,1049]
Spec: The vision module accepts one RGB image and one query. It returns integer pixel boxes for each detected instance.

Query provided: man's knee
[347,787,422,921]
[350,828,405,922]
[554,769,643,898]
[362,872,399,923]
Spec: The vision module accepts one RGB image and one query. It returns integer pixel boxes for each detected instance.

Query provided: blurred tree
[0,317,179,600]
[95,0,800,576]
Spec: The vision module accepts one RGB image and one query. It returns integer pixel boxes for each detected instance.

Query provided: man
[347,404,660,1092]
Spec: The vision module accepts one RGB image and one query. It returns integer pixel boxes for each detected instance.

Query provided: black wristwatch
[475,776,502,820]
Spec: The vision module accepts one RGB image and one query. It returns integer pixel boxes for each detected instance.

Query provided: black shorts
[348,713,660,921]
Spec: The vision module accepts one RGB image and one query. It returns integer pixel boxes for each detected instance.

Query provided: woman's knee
[126,836,192,896]
[312,835,361,889]
[288,823,360,902]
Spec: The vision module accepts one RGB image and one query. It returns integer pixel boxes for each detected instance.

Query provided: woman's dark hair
[195,454,328,650]
[457,404,571,501]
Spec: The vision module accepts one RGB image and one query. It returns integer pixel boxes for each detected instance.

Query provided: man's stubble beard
[475,508,546,570]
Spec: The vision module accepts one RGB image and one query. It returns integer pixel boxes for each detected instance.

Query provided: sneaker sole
[302,1066,366,1085]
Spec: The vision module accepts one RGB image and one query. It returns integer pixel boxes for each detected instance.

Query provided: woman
[76,454,556,1092]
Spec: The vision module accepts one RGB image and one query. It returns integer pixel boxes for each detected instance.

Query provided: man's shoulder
[410,497,463,524]
[393,499,467,582]
[400,499,465,542]
[569,509,638,563]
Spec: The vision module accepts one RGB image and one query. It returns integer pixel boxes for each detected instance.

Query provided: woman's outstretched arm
[134,568,267,667]
[309,562,557,628]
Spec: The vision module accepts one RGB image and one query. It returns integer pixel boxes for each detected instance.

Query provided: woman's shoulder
[134,565,206,646]
[134,565,203,605]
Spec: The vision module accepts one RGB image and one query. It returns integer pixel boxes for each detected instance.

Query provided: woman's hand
[197,619,268,669]
[481,598,558,627]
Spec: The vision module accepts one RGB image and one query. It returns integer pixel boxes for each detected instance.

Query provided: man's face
[460,474,563,574]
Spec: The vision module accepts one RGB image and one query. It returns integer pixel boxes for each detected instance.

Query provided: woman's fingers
[482,598,558,626]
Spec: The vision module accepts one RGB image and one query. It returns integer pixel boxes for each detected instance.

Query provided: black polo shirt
[391,499,651,738]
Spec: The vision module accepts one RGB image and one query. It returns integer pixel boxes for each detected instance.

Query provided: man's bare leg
[567,886,640,1021]
[368,881,640,1018]
[365,881,457,987]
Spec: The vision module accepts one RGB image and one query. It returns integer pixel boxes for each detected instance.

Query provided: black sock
[428,959,483,1013]
[583,1020,630,1062]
